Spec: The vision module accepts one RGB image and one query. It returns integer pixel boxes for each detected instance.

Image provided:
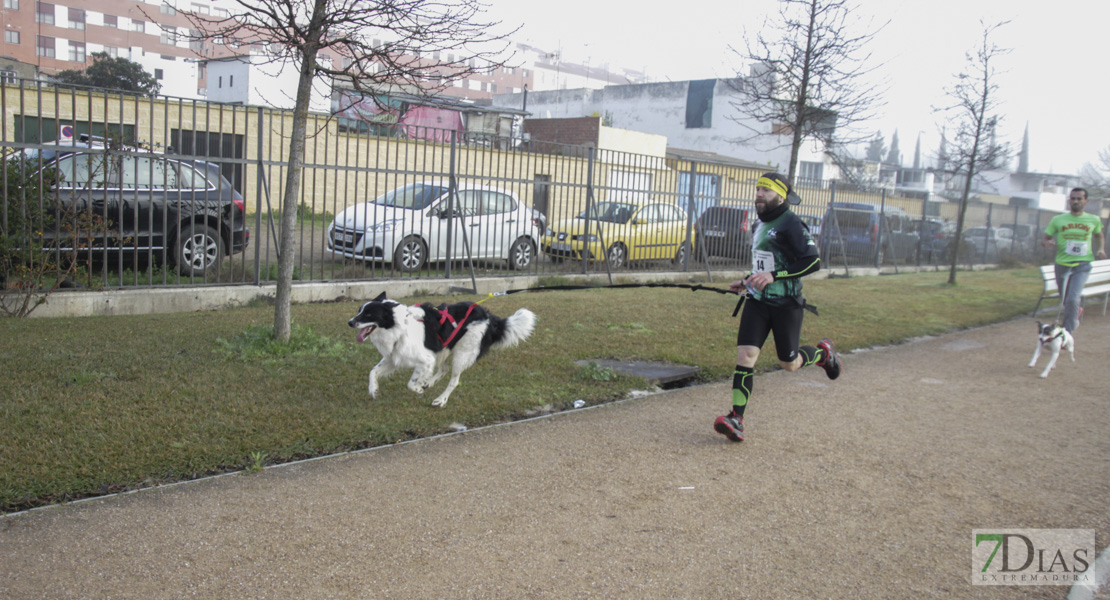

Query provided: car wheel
[393,236,427,273]
[673,242,690,266]
[508,237,535,270]
[606,243,627,269]
[174,224,223,277]
[693,235,706,262]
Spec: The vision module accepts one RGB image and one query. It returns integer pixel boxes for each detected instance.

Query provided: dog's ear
[373,291,387,302]
[1036,321,1043,330]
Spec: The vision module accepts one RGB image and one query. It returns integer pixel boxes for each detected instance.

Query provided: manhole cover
[574,360,700,386]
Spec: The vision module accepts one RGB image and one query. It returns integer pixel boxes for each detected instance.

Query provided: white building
[203,53,331,112]
[495,78,830,173]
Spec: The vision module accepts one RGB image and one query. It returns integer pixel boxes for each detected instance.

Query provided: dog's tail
[493,308,536,349]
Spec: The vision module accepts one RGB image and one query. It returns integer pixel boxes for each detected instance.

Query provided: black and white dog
[1028,321,1074,379]
[349,292,536,407]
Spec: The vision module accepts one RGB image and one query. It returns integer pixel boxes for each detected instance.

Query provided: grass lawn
[0,267,1043,513]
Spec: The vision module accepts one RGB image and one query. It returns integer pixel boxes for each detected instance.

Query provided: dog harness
[1043,328,1067,343]
[412,302,481,347]
[437,303,478,347]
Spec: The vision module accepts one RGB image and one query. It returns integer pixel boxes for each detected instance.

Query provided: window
[3,0,19,9]
[658,204,684,222]
[685,79,715,129]
[103,46,118,57]
[483,192,516,215]
[132,19,145,33]
[103,14,117,28]
[120,157,176,190]
[176,163,212,190]
[217,76,222,88]
[35,2,54,25]
[191,3,209,14]
[455,190,482,217]
[68,7,84,29]
[798,161,823,185]
[4,30,19,45]
[1,70,17,84]
[55,154,114,189]
[154,68,163,80]
[160,2,176,15]
[229,75,233,86]
[36,35,55,58]
[161,26,176,45]
[68,41,85,62]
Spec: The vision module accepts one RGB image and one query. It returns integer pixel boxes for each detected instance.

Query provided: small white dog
[1028,321,1074,379]
[349,292,536,407]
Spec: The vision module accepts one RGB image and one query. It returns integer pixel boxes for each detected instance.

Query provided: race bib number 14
[753,250,775,273]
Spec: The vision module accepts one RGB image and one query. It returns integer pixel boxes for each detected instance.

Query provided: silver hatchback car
[326,181,542,272]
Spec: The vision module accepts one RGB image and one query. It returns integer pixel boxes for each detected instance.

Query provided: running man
[1042,187,1106,334]
[714,172,841,442]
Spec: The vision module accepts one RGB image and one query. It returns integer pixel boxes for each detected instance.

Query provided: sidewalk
[2,313,1108,599]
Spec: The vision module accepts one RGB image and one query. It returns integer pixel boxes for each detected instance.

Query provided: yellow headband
[756,176,789,199]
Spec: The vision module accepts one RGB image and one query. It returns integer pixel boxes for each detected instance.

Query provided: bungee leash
[479,282,818,317]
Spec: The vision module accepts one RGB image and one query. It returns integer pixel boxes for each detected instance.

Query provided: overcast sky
[487,0,1108,176]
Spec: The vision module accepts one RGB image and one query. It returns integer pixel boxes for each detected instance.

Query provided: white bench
[1033,259,1110,316]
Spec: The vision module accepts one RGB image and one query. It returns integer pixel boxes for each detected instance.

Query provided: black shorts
[736,298,805,362]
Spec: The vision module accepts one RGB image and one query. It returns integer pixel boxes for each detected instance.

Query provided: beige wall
[5,84,988,228]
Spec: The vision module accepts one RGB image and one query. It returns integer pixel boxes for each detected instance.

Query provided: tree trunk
[273,4,325,342]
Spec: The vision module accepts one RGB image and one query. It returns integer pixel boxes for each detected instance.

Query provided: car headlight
[370,220,400,233]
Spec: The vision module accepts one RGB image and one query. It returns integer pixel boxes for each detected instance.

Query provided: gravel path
[2,312,1108,599]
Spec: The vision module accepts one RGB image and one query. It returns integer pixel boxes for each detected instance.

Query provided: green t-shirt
[1045,212,1104,266]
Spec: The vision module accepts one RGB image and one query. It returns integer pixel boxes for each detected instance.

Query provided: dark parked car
[693,205,753,262]
[914,217,954,263]
[12,136,250,276]
[820,202,920,264]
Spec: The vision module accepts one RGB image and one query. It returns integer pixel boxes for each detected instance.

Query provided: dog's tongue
[356,325,374,344]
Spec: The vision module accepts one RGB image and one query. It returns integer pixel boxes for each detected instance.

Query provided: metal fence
[1,80,1064,295]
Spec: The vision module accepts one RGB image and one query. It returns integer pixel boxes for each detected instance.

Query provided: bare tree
[727,0,886,184]
[175,0,513,341]
[1079,145,1110,199]
[934,20,1011,285]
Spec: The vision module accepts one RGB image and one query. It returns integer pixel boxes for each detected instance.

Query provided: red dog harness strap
[437,303,478,347]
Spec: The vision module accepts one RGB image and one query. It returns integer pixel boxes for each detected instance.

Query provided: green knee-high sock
[732,366,753,418]
[799,345,822,367]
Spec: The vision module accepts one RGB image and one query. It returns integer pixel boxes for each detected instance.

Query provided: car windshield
[578,202,637,224]
[372,183,449,209]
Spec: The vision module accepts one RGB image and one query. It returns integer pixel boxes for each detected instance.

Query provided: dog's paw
[431,395,450,407]
[407,382,427,395]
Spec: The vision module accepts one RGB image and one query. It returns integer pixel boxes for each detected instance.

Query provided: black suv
[694,206,753,263]
[12,139,249,276]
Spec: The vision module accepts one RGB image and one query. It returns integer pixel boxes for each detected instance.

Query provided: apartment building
[0,0,215,97]
[1,0,645,106]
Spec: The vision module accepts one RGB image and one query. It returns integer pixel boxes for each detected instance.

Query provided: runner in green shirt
[1042,187,1107,333]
